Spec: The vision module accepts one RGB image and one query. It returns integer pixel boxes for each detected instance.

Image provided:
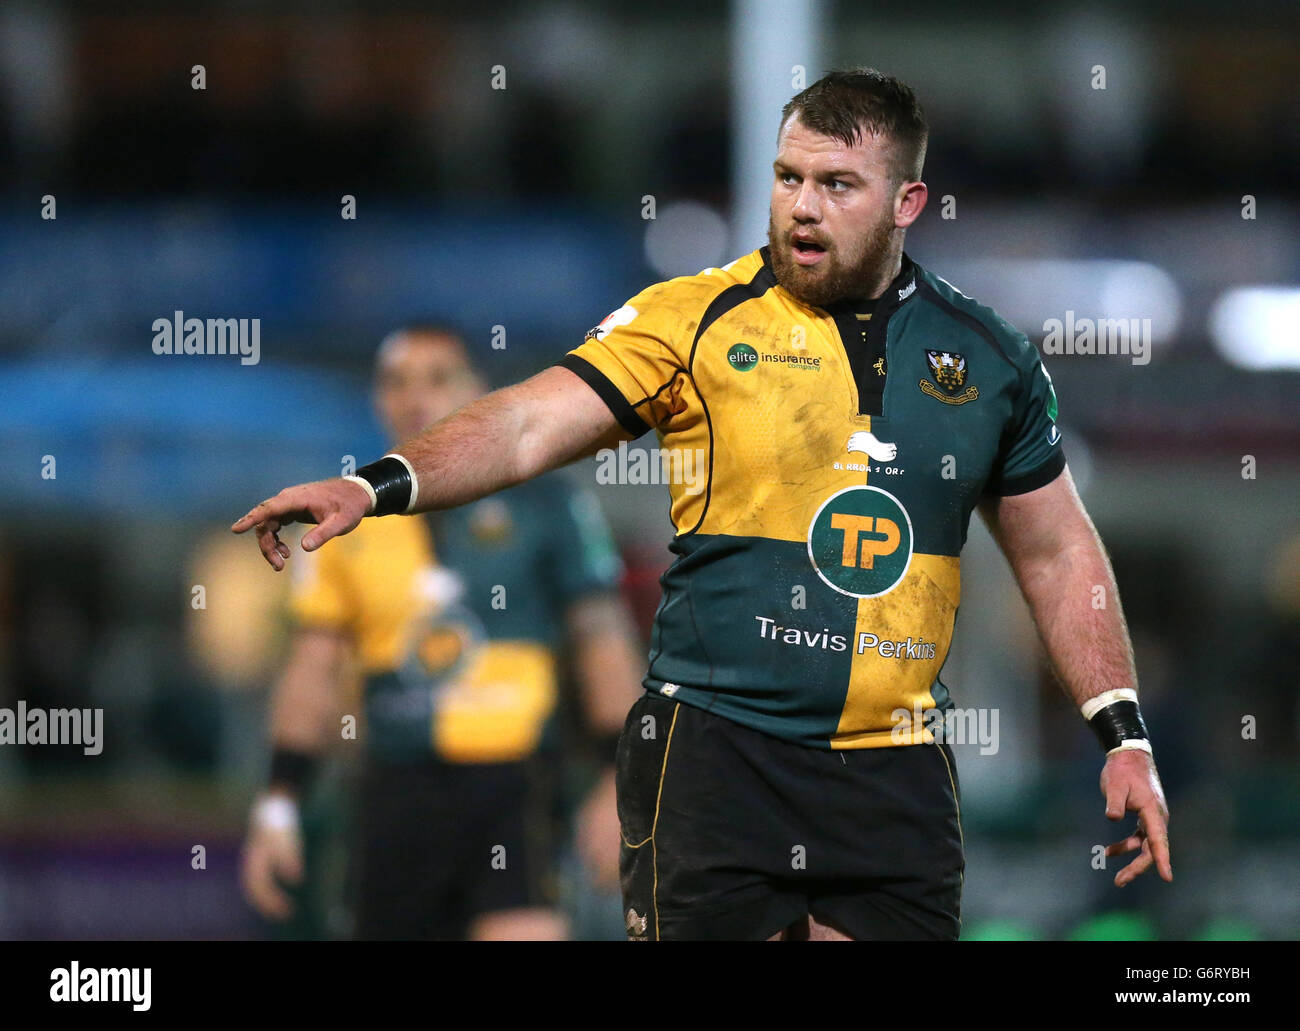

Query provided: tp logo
[808,486,913,597]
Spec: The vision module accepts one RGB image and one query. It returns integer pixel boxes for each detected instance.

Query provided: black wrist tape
[355,456,413,516]
[269,748,320,796]
[1087,700,1150,753]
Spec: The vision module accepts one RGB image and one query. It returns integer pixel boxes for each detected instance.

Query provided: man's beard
[767,209,898,308]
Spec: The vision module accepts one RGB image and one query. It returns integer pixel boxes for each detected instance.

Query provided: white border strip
[1081,687,1138,722]
[383,452,420,513]
[1106,739,1153,757]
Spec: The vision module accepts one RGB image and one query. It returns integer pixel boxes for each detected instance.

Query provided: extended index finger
[231,498,281,534]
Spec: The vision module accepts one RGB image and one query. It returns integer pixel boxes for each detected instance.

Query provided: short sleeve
[558,285,689,437]
[542,481,624,608]
[287,536,356,630]
[984,352,1066,496]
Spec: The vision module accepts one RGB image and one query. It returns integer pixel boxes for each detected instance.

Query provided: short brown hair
[779,68,928,183]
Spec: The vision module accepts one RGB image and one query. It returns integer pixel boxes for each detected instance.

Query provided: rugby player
[240,326,643,940]
[234,69,1172,941]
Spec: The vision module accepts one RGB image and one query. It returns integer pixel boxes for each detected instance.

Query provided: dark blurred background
[0,0,1297,940]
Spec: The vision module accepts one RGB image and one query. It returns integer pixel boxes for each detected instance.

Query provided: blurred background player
[239,325,643,940]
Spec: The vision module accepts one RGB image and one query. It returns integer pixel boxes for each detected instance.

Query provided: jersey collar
[757,246,920,321]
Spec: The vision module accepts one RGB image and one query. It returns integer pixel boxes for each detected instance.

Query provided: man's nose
[791,181,820,222]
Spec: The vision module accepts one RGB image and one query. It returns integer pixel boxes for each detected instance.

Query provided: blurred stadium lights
[1210,287,1300,371]
[729,0,823,254]
[941,258,1183,348]
[643,199,729,279]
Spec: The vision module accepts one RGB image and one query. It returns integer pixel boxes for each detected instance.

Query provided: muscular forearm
[232,368,626,568]
[983,475,1170,885]
[397,367,626,513]
[1015,533,1138,710]
[396,384,535,513]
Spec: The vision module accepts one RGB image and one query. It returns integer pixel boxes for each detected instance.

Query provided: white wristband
[382,452,420,513]
[1106,738,1153,758]
[1080,687,1139,722]
[342,475,378,515]
[253,794,300,832]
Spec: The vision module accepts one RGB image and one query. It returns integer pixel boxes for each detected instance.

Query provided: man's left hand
[1101,749,1172,887]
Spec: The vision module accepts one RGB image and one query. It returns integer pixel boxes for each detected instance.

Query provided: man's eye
[780,173,798,185]
[828,179,847,191]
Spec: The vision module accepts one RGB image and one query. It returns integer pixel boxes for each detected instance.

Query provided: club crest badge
[920,350,979,405]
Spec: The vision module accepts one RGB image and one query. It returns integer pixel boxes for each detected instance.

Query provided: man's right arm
[400,365,631,512]
[232,366,629,569]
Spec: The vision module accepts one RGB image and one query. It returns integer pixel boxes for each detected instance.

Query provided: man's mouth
[791,236,827,266]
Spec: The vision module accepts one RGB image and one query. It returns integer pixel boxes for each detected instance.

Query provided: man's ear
[895,180,928,228]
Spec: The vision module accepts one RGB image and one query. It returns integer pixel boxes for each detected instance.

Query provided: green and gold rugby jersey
[559,246,1064,750]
